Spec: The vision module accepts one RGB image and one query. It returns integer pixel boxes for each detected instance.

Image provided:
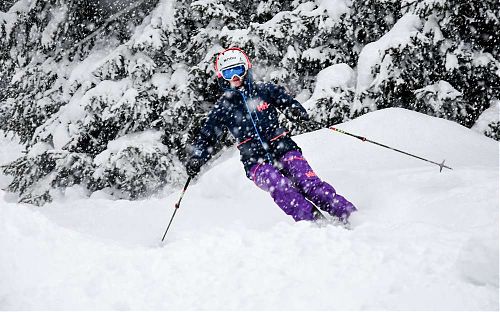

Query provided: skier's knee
[305,180,336,200]
[273,190,315,221]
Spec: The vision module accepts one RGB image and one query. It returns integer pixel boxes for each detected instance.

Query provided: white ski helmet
[215,47,252,79]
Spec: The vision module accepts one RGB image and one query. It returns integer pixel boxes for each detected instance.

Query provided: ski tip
[341,220,353,230]
[312,216,353,230]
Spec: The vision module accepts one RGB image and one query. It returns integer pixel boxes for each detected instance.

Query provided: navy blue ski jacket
[189,82,309,178]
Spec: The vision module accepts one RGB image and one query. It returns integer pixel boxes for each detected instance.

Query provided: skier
[185,47,357,223]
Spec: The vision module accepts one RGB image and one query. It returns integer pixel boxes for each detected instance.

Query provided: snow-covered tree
[353,0,499,127]
[0,0,159,203]
[472,100,500,141]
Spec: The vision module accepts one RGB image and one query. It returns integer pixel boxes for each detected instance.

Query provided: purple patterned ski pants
[250,150,357,221]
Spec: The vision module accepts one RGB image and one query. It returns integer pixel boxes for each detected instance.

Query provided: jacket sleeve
[266,83,310,121]
[188,103,226,165]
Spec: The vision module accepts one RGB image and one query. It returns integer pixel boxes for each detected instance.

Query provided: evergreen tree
[351,0,499,127]
[0,0,158,203]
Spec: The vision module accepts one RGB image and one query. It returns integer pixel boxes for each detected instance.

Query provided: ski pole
[301,120,452,172]
[328,126,453,172]
[161,177,192,242]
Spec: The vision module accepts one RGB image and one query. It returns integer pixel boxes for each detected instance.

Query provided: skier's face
[220,63,247,88]
[229,76,244,88]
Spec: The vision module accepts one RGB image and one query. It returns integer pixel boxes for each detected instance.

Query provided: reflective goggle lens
[221,65,246,80]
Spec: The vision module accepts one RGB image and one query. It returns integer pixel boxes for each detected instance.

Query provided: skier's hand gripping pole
[301,120,453,172]
[161,177,192,243]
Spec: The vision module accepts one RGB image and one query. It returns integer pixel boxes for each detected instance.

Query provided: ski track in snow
[0,108,498,310]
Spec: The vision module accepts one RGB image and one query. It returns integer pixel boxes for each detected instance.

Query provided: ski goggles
[220,64,247,80]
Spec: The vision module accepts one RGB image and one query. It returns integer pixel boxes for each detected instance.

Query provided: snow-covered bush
[305,64,355,126]
[353,0,499,127]
[2,143,94,205]
[91,130,185,199]
[414,81,467,120]
[472,100,500,141]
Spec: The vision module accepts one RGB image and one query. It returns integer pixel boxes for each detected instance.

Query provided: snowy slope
[1,108,498,310]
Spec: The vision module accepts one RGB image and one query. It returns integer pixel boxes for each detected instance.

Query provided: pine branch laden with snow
[0,0,498,204]
[352,1,499,126]
[91,130,185,200]
[472,99,500,140]
[303,63,355,126]
[1,146,94,205]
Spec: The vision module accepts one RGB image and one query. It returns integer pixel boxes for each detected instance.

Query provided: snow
[445,52,459,71]
[151,65,189,102]
[26,141,52,158]
[219,27,251,46]
[0,0,31,38]
[356,13,423,94]
[282,45,299,64]
[423,14,444,44]
[472,52,497,68]
[414,80,461,112]
[131,0,176,50]
[317,0,349,21]
[169,65,189,90]
[0,108,498,309]
[40,79,129,150]
[258,11,288,32]
[32,43,130,149]
[303,63,354,110]
[107,88,139,115]
[40,5,68,49]
[472,99,500,134]
[301,47,323,61]
[0,131,24,189]
[0,12,16,39]
[94,130,167,167]
[67,47,118,85]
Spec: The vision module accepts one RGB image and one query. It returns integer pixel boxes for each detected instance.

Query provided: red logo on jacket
[257,101,269,112]
[305,171,317,178]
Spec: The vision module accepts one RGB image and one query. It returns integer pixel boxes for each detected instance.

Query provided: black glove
[288,104,310,122]
[185,157,202,178]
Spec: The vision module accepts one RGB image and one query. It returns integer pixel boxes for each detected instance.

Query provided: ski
[311,204,352,230]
